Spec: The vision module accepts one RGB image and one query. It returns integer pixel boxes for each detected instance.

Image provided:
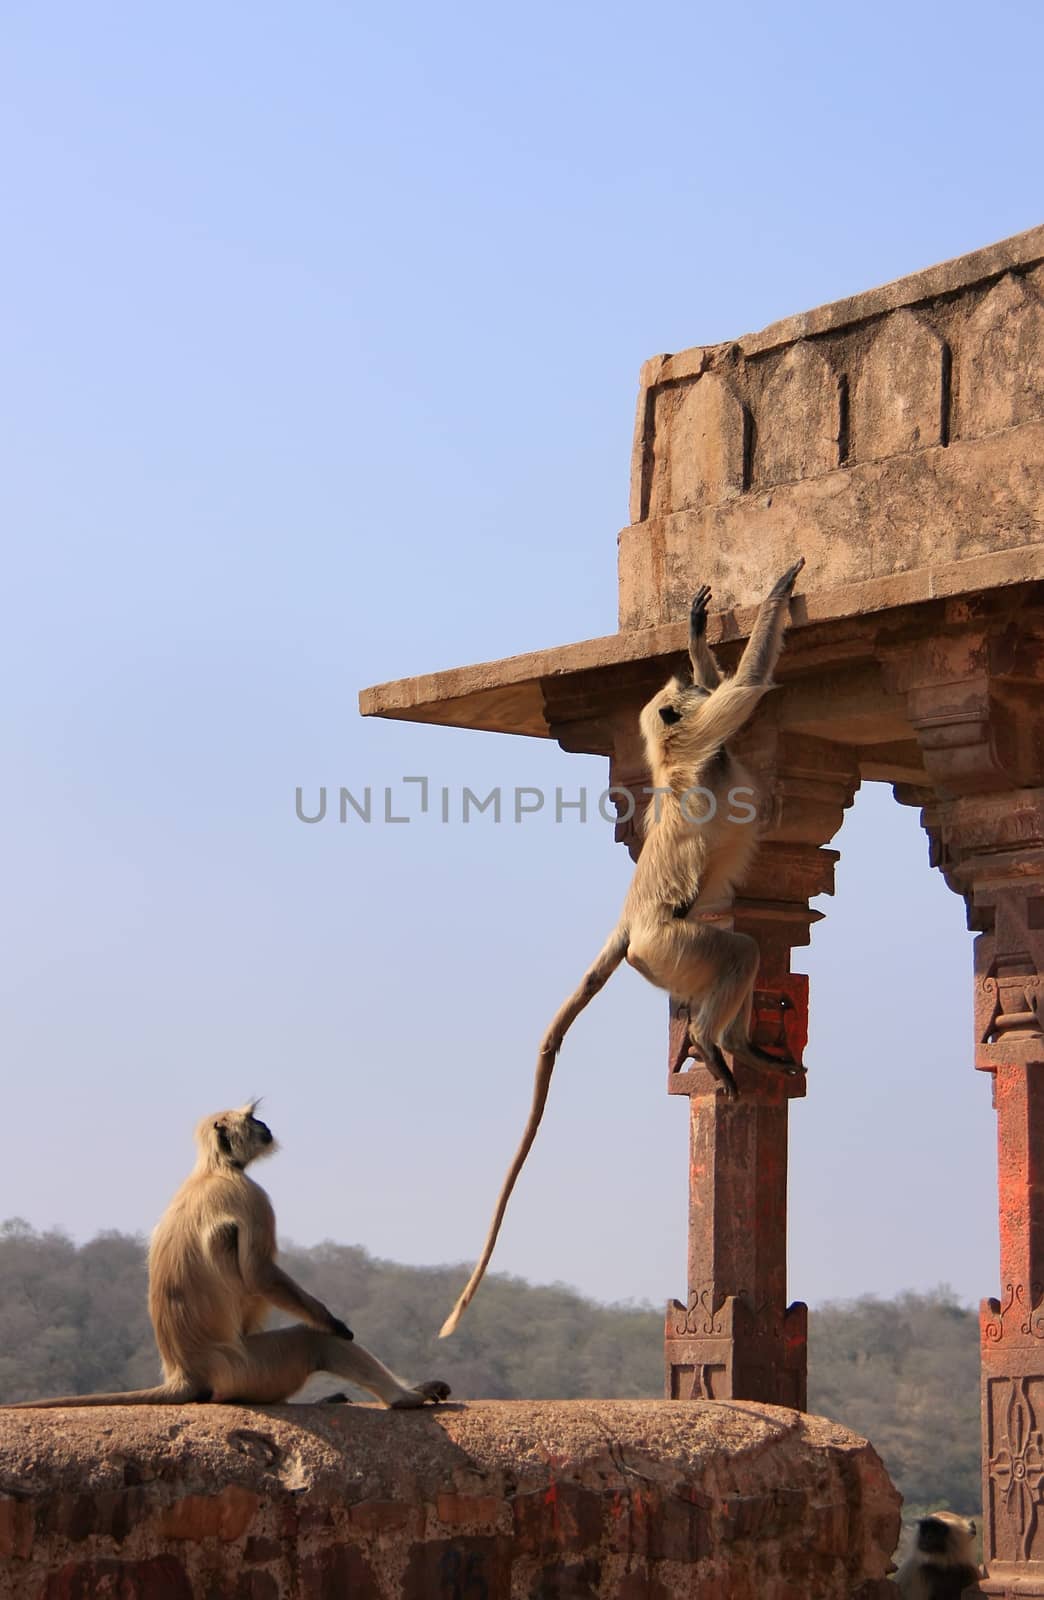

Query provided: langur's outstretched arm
[732,558,805,686]
[262,1264,355,1340]
[230,1222,354,1340]
[688,585,721,691]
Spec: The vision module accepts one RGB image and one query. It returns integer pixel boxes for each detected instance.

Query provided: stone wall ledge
[0,1398,900,1598]
[360,543,1044,741]
[639,220,1044,368]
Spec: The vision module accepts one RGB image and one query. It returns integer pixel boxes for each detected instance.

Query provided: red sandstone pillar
[662,842,838,1409]
[883,626,1044,1595]
[949,798,1044,1593]
[664,1040,808,1406]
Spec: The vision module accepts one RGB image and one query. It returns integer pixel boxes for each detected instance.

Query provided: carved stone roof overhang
[360,223,1044,780]
[359,557,1044,759]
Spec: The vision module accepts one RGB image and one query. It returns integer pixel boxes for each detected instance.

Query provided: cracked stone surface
[0,1399,899,1598]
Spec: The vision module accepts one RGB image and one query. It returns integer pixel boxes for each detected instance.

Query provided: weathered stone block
[157,1484,259,1541]
[235,1574,280,1600]
[298,1542,381,1598]
[37,1488,149,1544]
[348,1497,417,1535]
[513,1481,604,1554]
[404,1535,513,1599]
[647,372,746,516]
[849,308,946,462]
[959,272,1044,437]
[0,1498,32,1562]
[242,1535,281,1564]
[436,1490,502,1529]
[39,1556,193,1599]
[755,341,839,485]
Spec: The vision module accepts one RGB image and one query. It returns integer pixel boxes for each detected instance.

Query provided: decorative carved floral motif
[973,885,1044,1064]
[978,971,1043,1047]
[670,1290,786,1341]
[990,1377,1044,1561]
[671,1290,727,1338]
[983,1283,1044,1343]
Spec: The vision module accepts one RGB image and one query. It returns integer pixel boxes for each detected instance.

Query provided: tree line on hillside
[0,1219,980,1530]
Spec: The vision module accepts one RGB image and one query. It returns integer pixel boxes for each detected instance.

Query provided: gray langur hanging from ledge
[440,558,805,1338]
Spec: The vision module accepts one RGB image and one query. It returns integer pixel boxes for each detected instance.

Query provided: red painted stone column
[884,618,1044,1595]
[935,793,1044,1594]
[662,840,839,1408]
[664,1054,807,1405]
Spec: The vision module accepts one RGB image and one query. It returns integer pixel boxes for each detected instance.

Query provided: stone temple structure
[361,223,1044,1595]
[4,225,1044,1598]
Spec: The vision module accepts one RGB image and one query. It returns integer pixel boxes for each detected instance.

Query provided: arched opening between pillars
[793,779,990,1306]
[795,782,992,1528]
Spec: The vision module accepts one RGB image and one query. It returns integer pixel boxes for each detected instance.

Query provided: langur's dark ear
[214,1123,232,1155]
[659,704,683,726]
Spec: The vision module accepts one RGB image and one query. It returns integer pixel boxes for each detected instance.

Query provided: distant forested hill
[0,1220,980,1526]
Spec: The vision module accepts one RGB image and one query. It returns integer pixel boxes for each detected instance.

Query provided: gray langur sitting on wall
[894,1512,979,1598]
[4,1104,450,1410]
[440,558,805,1338]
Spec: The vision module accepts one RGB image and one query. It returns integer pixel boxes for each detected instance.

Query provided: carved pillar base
[665,1292,808,1407]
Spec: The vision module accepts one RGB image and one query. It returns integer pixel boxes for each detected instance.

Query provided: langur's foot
[705,1042,739,1100]
[318,1391,352,1404]
[675,1027,740,1098]
[731,1041,805,1077]
[723,1038,807,1082]
[669,1005,695,1074]
[389,1379,451,1409]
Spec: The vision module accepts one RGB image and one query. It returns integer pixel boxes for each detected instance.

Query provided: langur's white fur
[894,1511,979,1598]
[6,1104,450,1410]
[441,560,805,1336]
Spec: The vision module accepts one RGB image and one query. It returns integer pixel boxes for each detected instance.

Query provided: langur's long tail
[2,1383,206,1409]
[439,926,629,1337]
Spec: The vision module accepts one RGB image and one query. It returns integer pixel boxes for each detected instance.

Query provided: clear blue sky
[3,1,1040,1315]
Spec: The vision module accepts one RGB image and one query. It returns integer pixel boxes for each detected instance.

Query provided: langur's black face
[639,677,710,753]
[242,1104,277,1159]
[916,1513,976,1558]
[207,1105,278,1167]
[917,1519,952,1555]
